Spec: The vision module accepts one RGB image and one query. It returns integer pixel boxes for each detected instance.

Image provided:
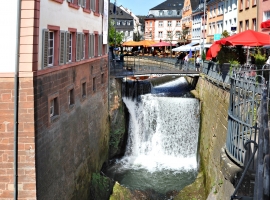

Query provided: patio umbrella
[136,40,157,47]
[151,41,174,47]
[188,49,192,58]
[215,30,270,46]
[122,41,139,46]
[206,43,221,60]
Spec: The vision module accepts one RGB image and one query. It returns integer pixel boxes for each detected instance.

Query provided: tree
[109,20,124,46]
[221,30,230,38]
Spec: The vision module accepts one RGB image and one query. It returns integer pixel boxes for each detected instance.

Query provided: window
[167,21,172,27]
[159,21,163,27]
[252,18,256,30]
[168,10,173,15]
[263,10,270,21]
[67,33,72,62]
[122,21,126,26]
[48,92,60,123]
[246,0,250,8]
[176,21,181,26]
[159,10,164,16]
[90,0,96,12]
[42,26,60,68]
[127,21,131,25]
[101,73,104,84]
[93,77,96,92]
[176,31,180,38]
[67,0,80,9]
[81,81,87,99]
[150,22,152,27]
[48,31,54,66]
[117,21,120,25]
[245,20,249,30]
[240,0,243,10]
[82,33,85,59]
[158,31,163,38]
[68,88,75,108]
[252,0,256,6]
[89,34,94,58]
[239,21,243,32]
[167,31,172,37]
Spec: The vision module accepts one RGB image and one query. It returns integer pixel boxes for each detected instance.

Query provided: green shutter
[59,30,66,65]
[42,29,49,68]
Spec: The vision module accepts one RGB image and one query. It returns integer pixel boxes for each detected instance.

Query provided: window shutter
[88,34,92,58]
[91,34,95,58]
[81,34,84,60]
[82,0,86,8]
[91,0,95,11]
[66,32,71,63]
[98,34,102,56]
[67,0,71,2]
[78,0,81,6]
[42,29,49,68]
[99,0,103,14]
[59,31,66,65]
[76,33,81,61]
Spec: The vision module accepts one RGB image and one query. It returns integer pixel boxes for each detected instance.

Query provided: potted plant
[254,50,266,69]
[217,46,238,73]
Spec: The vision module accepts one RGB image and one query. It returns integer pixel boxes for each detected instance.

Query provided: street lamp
[202,0,206,55]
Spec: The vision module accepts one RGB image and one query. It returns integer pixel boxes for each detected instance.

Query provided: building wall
[39,0,103,70]
[223,0,238,34]
[207,1,223,43]
[258,0,270,34]
[0,1,19,73]
[154,19,182,42]
[237,0,257,33]
[35,56,109,199]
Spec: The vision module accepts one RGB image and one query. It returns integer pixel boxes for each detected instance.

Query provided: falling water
[106,77,200,195]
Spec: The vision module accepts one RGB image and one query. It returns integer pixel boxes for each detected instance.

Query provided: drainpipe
[14,0,22,199]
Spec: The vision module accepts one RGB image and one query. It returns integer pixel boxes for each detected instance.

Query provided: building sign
[214,34,221,41]
[231,26,237,32]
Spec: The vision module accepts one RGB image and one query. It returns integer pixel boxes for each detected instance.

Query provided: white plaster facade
[0,1,19,73]
[39,0,104,69]
[223,0,238,35]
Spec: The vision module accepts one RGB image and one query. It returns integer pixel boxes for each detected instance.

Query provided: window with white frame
[117,21,120,25]
[150,21,152,27]
[48,31,54,66]
[67,33,72,62]
[122,21,126,25]
[167,31,172,37]
[159,10,164,16]
[167,21,172,27]
[252,18,256,30]
[176,31,180,38]
[159,21,163,26]
[176,21,181,26]
[158,31,163,38]
[263,11,270,21]
[127,21,131,25]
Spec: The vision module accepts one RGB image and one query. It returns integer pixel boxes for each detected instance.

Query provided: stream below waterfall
[105,77,200,198]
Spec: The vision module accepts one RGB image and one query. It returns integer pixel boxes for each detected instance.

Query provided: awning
[186,41,199,46]
[261,19,270,29]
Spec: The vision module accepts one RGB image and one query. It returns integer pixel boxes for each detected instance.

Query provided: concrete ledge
[220,147,242,183]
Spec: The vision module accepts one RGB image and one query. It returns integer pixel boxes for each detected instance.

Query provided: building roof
[150,0,202,11]
[109,3,133,20]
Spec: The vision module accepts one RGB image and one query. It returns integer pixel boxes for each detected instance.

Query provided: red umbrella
[151,41,174,47]
[206,43,221,60]
[261,19,270,29]
[215,30,270,46]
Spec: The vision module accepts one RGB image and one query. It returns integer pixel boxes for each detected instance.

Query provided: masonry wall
[34,57,109,199]
[0,77,36,199]
[186,76,235,199]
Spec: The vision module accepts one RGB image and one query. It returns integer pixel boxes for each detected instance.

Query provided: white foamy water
[120,94,200,172]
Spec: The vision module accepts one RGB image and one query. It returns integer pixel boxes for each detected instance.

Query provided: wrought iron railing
[202,62,270,199]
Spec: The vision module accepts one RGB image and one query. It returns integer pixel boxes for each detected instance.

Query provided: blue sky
[114,0,165,15]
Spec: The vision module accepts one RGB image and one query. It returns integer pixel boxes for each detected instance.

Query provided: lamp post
[202,0,206,55]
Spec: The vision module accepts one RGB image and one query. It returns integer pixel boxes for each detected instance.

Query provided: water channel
[105,77,200,198]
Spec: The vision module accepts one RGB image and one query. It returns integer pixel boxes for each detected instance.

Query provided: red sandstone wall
[0,77,36,199]
[34,57,109,199]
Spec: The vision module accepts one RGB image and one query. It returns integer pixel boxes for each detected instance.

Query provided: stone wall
[186,76,235,199]
[34,57,109,199]
[0,77,36,199]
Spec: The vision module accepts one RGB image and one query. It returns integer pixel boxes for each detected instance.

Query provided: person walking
[184,53,189,70]
[196,55,201,72]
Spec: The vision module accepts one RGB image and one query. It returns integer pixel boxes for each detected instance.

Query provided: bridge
[109,56,200,78]
[110,55,270,200]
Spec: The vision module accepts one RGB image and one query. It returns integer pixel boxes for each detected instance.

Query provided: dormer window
[127,21,131,25]
[159,10,164,16]
[122,21,126,25]
[168,10,173,15]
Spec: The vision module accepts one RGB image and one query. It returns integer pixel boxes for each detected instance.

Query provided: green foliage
[221,30,230,38]
[90,173,113,200]
[202,51,206,61]
[109,20,124,46]
[254,51,266,67]
[217,46,238,65]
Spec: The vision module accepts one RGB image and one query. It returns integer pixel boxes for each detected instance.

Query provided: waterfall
[121,94,200,172]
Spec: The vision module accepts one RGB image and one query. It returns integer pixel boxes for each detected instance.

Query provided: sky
[114,0,166,15]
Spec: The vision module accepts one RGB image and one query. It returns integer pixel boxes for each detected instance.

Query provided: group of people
[176,52,201,71]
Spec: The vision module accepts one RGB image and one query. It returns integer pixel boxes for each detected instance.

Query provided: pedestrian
[196,55,201,72]
[184,53,189,66]
[266,56,270,65]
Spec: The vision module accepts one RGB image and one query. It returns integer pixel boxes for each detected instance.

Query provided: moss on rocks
[110,182,133,200]
[174,172,206,200]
